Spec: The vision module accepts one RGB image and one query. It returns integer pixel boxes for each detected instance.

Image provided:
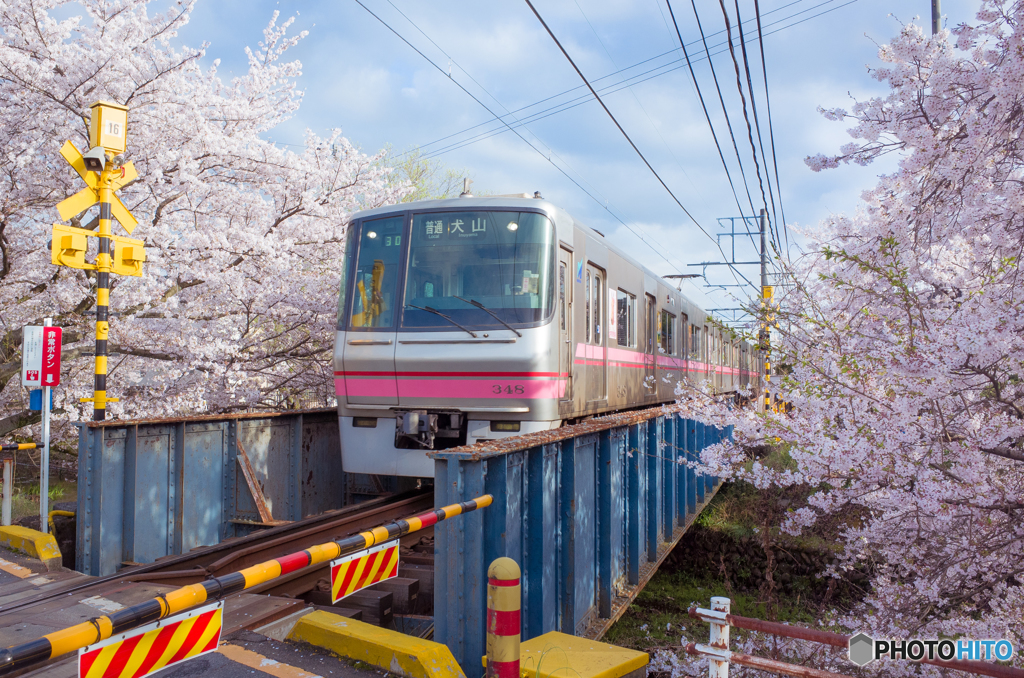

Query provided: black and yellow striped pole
[91,164,115,421]
[0,495,492,676]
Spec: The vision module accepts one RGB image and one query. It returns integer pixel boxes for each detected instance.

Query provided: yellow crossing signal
[56,141,139,234]
[51,101,144,421]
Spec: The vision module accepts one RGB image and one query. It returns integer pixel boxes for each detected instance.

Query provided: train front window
[403,211,555,329]
[349,216,404,329]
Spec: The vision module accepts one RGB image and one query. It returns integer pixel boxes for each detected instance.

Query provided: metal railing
[688,598,1024,678]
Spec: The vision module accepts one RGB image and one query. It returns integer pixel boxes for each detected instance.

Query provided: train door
[645,294,657,399]
[586,265,606,403]
[558,248,573,403]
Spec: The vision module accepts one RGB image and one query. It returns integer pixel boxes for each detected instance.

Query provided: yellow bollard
[486,558,521,678]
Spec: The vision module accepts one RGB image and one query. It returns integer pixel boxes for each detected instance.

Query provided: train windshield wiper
[454,296,523,337]
[405,304,478,338]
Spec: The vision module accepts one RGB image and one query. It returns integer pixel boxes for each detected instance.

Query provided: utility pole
[758,209,773,413]
[932,0,940,34]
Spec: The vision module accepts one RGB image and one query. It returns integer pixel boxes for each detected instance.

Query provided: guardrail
[0,495,492,677]
[688,598,1024,678]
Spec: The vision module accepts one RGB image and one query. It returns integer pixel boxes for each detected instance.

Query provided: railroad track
[0,488,436,665]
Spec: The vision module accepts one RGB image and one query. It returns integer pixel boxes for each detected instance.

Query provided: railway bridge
[2,403,725,678]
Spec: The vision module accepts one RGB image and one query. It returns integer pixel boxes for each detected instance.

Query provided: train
[333,194,761,477]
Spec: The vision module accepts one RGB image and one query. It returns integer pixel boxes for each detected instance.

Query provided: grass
[606,445,861,655]
[7,480,77,522]
[605,568,820,651]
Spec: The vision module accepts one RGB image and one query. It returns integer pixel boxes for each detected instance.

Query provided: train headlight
[506,222,518,232]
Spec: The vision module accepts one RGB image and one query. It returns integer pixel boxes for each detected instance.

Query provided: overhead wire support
[523,0,748,289]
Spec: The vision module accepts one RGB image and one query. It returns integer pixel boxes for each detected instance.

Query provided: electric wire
[754,0,791,261]
[352,0,696,280]
[522,0,753,293]
[730,0,781,254]
[407,0,856,161]
[718,0,781,254]
[687,0,758,223]
[665,0,747,230]
[571,0,712,212]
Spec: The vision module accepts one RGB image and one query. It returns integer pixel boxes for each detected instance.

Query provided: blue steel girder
[431,404,733,678]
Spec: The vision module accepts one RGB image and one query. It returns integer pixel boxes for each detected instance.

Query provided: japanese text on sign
[42,327,62,387]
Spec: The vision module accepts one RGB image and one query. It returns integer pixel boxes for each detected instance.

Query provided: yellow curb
[483,631,649,678]
[218,643,322,678]
[288,610,466,678]
[0,526,62,571]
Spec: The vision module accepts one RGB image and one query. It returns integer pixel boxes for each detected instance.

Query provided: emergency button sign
[21,325,61,388]
[42,326,61,386]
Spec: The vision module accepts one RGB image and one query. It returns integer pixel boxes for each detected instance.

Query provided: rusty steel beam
[432,403,689,461]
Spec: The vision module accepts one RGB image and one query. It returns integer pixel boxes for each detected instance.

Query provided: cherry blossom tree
[0,0,408,436]
[680,1,1024,671]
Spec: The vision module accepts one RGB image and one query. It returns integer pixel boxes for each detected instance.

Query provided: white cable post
[40,317,52,534]
[2,457,11,526]
[709,596,731,678]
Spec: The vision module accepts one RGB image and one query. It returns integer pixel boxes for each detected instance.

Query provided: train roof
[349,196,716,328]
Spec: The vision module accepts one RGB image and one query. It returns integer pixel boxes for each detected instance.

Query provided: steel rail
[0,494,491,677]
[0,489,430,616]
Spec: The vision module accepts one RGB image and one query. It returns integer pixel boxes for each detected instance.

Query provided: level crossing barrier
[432,403,730,678]
[688,598,1024,678]
[0,495,492,677]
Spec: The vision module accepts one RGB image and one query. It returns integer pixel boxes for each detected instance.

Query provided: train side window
[659,310,675,354]
[585,271,591,342]
[680,313,688,355]
[690,324,700,359]
[615,290,636,347]
[559,263,566,331]
[592,272,602,345]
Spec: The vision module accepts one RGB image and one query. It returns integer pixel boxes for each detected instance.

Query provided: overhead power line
[523,0,753,292]
[665,0,747,227]
[409,0,860,162]
[753,0,791,260]
[352,0,697,281]
[718,0,781,255]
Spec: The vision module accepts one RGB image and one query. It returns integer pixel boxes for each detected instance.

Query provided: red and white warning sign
[22,326,62,388]
[42,326,62,386]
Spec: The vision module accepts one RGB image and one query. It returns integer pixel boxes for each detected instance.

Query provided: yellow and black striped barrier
[0,494,492,676]
[0,442,38,452]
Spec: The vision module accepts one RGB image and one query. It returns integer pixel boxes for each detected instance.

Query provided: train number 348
[492,384,526,395]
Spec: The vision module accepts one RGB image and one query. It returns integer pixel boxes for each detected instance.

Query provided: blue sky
[175,0,979,321]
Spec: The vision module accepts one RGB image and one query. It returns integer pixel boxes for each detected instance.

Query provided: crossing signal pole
[51,101,146,421]
[758,209,774,412]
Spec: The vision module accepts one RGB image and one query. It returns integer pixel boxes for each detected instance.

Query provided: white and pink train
[333,195,761,477]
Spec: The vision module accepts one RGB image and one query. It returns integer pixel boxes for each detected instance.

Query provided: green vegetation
[607,447,864,654]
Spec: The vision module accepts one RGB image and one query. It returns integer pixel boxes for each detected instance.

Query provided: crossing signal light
[49,224,93,270]
[111,236,146,277]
